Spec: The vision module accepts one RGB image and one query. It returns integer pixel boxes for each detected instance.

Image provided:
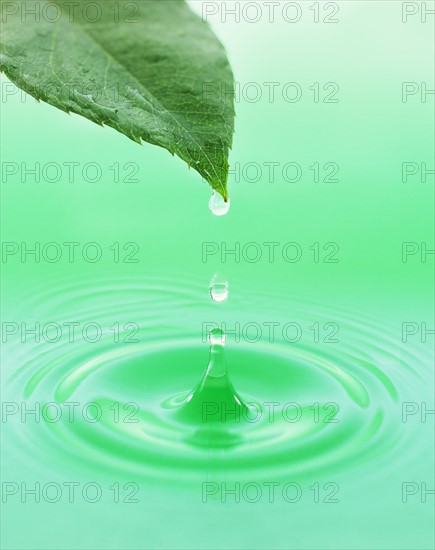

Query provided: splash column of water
[179,328,249,424]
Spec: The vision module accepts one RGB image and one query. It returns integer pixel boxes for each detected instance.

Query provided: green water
[2,273,433,547]
[1,1,434,549]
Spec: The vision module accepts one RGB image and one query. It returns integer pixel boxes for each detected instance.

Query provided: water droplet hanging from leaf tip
[209,192,230,216]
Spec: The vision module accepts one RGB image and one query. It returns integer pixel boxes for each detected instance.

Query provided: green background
[1,1,434,549]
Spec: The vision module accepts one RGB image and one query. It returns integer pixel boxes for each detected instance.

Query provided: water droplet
[209,328,226,346]
[209,192,230,216]
[209,280,229,303]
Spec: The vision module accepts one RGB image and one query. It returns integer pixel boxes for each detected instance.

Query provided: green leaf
[0,0,235,200]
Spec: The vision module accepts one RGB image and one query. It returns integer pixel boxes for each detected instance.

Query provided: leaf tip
[215,184,228,203]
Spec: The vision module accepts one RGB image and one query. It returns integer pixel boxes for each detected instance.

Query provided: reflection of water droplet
[209,192,230,216]
[209,328,226,347]
[210,280,229,303]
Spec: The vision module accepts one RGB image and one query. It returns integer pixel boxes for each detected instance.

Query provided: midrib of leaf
[48,0,226,198]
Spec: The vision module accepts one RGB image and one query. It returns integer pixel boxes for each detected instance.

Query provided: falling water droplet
[209,192,230,216]
[209,280,229,303]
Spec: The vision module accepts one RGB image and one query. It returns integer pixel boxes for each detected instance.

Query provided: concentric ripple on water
[2,274,428,482]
